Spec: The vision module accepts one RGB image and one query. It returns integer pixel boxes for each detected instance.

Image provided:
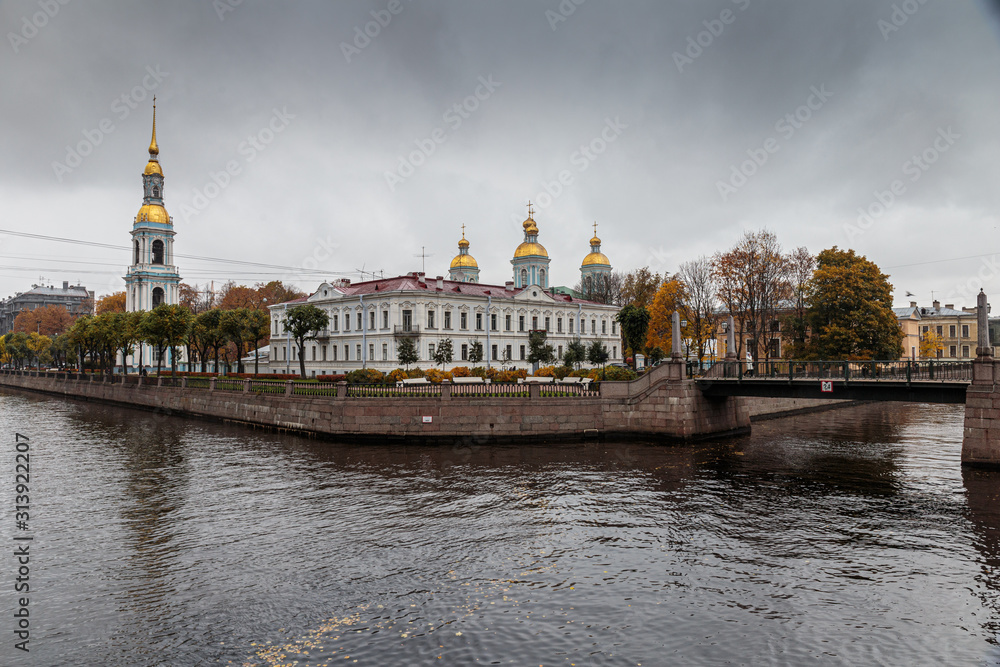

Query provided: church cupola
[448,225,480,283]
[511,201,551,288]
[580,222,612,298]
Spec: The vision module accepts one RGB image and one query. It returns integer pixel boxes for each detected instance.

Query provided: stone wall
[0,365,750,443]
[744,396,857,421]
[962,359,1000,466]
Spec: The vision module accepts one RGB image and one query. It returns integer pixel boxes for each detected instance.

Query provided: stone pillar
[529,382,540,399]
[440,380,451,401]
[181,377,188,389]
[209,377,217,391]
[336,380,347,398]
[671,311,682,360]
[243,378,250,393]
[725,315,736,360]
[285,380,294,396]
[963,290,1000,466]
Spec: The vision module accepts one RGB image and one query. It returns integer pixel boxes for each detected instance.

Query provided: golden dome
[136,203,171,224]
[144,160,163,176]
[515,241,548,258]
[590,234,601,246]
[450,253,478,269]
[523,216,535,230]
[582,251,610,267]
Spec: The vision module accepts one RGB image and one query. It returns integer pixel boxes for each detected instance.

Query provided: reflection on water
[1,391,1000,665]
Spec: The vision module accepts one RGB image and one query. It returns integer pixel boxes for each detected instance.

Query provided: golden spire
[458,224,469,248]
[148,96,159,157]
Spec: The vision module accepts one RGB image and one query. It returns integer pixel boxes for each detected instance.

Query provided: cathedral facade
[267,209,619,375]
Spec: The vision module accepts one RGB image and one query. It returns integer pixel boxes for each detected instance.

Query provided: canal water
[2,390,1000,666]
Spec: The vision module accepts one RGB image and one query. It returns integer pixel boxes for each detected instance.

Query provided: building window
[369,343,374,360]
[332,345,338,361]
[382,311,389,329]
[370,311,376,330]
[949,345,956,357]
[332,314,339,331]
[922,326,928,334]
[356,344,362,361]
[539,269,546,287]
[461,312,468,330]
[151,239,164,265]
[519,315,525,332]
[322,345,327,361]
[936,325,943,336]
[344,314,350,331]
[963,324,970,338]
[152,287,164,308]
[427,310,435,329]
[133,240,139,264]
[476,313,483,330]
[444,311,452,329]
[557,318,563,333]
[613,346,617,358]
[357,313,362,330]
[612,321,616,335]
[558,345,563,358]
[769,339,780,358]
[569,319,574,334]
[382,343,388,361]
[532,316,538,330]
[491,313,497,330]
[505,314,511,331]
[492,344,498,360]
[771,320,781,333]
[402,309,412,332]
[519,345,526,360]
[312,346,316,361]
[544,317,550,331]
[950,325,956,338]
[591,319,596,334]
[520,268,527,286]
[963,345,970,358]
[461,344,468,361]
[506,344,512,362]
[429,343,435,359]
[602,320,607,335]
[344,344,349,360]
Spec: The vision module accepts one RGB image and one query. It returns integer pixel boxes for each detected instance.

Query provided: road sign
[821,380,833,393]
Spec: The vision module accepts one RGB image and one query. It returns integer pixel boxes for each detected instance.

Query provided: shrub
[424,368,453,384]
[228,372,299,379]
[569,368,591,378]
[589,366,637,382]
[451,366,473,377]
[406,367,426,379]
[470,366,489,379]
[316,374,346,383]
[534,365,557,377]
[492,368,527,383]
[346,368,385,384]
[553,365,573,380]
[387,368,408,384]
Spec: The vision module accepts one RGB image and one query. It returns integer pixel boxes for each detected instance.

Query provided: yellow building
[893,300,979,360]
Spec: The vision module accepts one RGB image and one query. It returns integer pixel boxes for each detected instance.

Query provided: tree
[282,304,329,378]
[218,282,261,310]
[620,268,662,308]
[117,311,145,374]
[256,280,306,306]
[96,292,127,315]
[678,256,718,361]
[179,283,206,313]
[433,338,454,369]
[804,247,903,360]
[246,309,270,376]
[190,309,226,373]
[220,309,253,374]
[712,229,790,362]
[563,337,587,369]
[468,340,484,364]
[920,329,944,360]
[575,271,624,305]
[25,332,51,369]
[646,276,687,355]
[527,331,555,366]
[397,337,418,369]
[783,246,815,357]
[141,305,193,376]
[13,305,75,336]
[587,339,609,368]
[4,333,30,369]
[616,304,650,369]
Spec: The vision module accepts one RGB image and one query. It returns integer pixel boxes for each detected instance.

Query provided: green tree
[468,339,484,364]
[246,309,270,376]
[397,337,418,369]
[142,304,194,376]
[220,308,253,374]
[563,337,587,369]
[616,304,650,369]
[190,309,226,372]
[433,338,454,369]
[283,304,329,378]
[527,331,555,366]
[587,339,609,368]
[804,247,903,360]
[5,332,30,369]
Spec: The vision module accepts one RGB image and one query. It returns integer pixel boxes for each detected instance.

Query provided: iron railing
[704,360,974,383]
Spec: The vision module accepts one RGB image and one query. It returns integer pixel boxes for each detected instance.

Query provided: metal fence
[706,360,974,382]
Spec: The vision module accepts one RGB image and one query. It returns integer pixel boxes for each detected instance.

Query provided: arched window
[520,268,527,287]
[134,240,140,265]
[152,186,160,198]
[539,269,546,287]
[152,287,165,308]
[152,239,164,265]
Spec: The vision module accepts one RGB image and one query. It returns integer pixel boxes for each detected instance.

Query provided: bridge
[697,360,972,404]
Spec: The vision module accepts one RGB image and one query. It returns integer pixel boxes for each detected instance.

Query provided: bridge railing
[708,359,973,382]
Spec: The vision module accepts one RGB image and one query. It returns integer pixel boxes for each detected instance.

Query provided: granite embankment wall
[0,368,857,443]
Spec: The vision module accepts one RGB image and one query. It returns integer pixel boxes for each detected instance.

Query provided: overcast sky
[2,0,999,308]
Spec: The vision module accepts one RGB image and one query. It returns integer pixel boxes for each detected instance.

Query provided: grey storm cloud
[1,0,999,308]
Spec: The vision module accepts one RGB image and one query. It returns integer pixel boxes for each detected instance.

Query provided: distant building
[0,281,94,334]
[893,300,980,360]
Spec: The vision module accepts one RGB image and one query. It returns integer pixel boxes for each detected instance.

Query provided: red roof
[325,273,607,305]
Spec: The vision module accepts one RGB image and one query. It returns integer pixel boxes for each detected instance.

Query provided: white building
[267,212,620,375]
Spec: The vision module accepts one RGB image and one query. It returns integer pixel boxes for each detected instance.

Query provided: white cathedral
[265,207,621,376]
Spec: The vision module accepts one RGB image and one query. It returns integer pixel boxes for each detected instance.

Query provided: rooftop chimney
[62,281,69,290]
[945,304,954,311]
[505,281,514,292]
[436,276,444,290]
[933,300,940,310]
[417,273,426,286]
[910,301,917,308]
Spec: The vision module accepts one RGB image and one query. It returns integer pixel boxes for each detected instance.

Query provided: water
[2,389,1000,666]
